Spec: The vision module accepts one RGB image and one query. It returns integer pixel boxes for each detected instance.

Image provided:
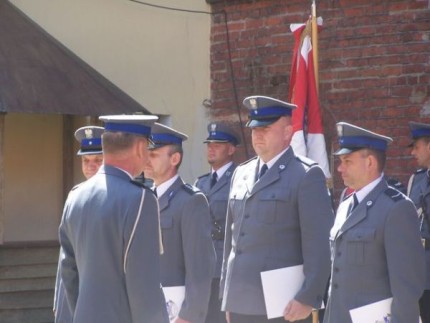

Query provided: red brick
[208,0,429,179]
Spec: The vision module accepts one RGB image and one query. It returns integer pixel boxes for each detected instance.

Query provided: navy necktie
[258,164,268,180]
[347,194,358,217]
[153,187,158,197]
[210,172,218,188]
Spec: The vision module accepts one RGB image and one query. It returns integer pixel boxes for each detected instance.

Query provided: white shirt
[355,173,384,203]
[258,146,290,173]
[155,174,179,198]
[212,161,233,180]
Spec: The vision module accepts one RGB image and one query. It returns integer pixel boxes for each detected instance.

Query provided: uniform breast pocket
[346,228,375,265]
[229,190,247,222]
[256,190,290,224]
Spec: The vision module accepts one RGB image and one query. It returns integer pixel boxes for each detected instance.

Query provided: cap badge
[210,123,217,132]
[250,98,258,109]
[85,128,94,139]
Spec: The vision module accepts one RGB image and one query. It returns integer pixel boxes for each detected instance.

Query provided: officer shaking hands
[324,122,425,323]
[195,122,240,323]
[59,115,168,323]
[220,96,334,323]
[145,123,216,323]
[408,121,430,323]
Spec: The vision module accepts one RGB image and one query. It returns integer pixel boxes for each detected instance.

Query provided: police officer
[408,121,430,323]
[54,125,104,323]
[324,122,425,323]
[74,126,104,179]
[220,96,333,323]
[195,122,240,323]
[59,115,168,323]
[145,123,216,323]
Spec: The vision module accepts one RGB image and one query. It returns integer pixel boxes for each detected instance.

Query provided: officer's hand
[174,317,191,323]
[283,299,312,321]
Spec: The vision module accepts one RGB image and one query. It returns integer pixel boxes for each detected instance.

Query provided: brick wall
[207,0,430,196]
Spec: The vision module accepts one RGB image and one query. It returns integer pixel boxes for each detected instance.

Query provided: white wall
[10,0,212,182]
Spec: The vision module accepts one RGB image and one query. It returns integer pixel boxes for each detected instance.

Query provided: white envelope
[349,297,393,323]
[260,265,305,319]
[162,286,185,323]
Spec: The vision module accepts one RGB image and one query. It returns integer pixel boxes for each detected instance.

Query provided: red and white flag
[289,18,331,179]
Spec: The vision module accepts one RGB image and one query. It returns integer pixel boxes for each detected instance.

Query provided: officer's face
[251,117,293,163]
[411,138,430,168]
[146,146,179,185]
[207,142,235,170]
[81,154,103,179]
[337,150,373,190]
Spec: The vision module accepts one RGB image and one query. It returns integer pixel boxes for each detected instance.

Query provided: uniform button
[337,252,341,257]
[244,214,250,219]
[240,232,245,236]
[236,250,242,255]
[333,283,338,289]
[334,267,339,273]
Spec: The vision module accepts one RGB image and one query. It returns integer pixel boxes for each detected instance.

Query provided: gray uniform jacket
[59,165,168,323]
[220,148,334,315]
[54,258,73,323]
[324,180,425,323]
[195,163,236,278]
[408,169,430,289]
[54,184,83,323]
[159,177,216,323]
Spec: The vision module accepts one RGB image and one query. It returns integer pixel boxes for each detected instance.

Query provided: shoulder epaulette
[295,154,318,167]
[386,177,406,194]
[384,187,405,202]
[415,168,427,174]
[182,183,200,195]
[197,173,210,180]
[239,156,258,166]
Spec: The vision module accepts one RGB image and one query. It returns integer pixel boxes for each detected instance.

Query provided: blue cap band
[104,122,151,136]
[339,136,388,151]
[207,131,238,144]
[81,138,101,148]
[151,133,183,145]
[249,106,292,118]
[412,128,430,139]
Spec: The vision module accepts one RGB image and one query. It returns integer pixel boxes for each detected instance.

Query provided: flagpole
[311,6,322,323]
[310,4,321,322]
[311,0,319,96]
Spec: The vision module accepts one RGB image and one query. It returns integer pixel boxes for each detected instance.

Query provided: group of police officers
[53,95,430,323]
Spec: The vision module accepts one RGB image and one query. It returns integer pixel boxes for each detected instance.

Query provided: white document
[162,286,185,323]
[349,297,393,323]
[260,265,305,319]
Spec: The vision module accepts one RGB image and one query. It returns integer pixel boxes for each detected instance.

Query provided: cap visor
[77,149,103,156]
[333,147,355,156]
[203,139,229,144]
[148,142,168,150]
[246,118,278,128]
